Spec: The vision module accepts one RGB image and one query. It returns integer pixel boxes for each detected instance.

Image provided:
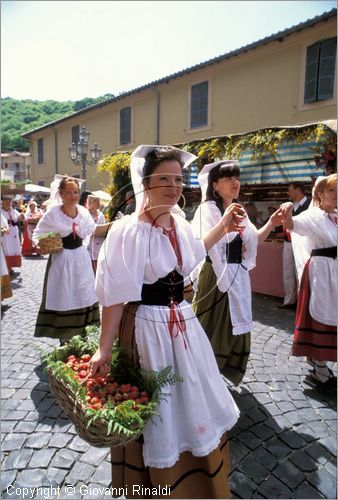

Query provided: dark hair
[58,177,80,194]
[79,190,92,206]
[289,182,306,195]
[142,147,184,186]
[205,161,240,214]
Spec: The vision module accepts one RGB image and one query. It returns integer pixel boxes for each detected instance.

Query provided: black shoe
[309,367,337,387]
[277,303,297,309]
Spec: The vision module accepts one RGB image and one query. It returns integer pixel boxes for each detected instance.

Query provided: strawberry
[120,384,131,393]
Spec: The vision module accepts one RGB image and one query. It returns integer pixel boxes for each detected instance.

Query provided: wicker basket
[37,234,63,255]
[48,371,143,448]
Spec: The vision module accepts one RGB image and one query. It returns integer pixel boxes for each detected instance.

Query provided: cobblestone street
[1,256,337,499]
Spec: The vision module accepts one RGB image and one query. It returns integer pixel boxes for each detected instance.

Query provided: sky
[1,0,336,102]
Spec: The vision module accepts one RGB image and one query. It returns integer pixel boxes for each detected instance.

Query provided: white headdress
[198,160,240,202]
[49,174,86,206]
[130,145,197,214]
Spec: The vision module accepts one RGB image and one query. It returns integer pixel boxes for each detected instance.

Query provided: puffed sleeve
[95,217,147,306]
[77,205,96,238]
[291,207,325,238]
[32,208,57,245]
[240,216,258,271]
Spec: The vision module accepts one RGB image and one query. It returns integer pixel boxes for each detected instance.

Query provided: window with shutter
[37,138,44,164]
[304,37,336,103]
[71,125,80,145]
[120,107,131,145]
[190,81,208,128]
[318,38,337,100]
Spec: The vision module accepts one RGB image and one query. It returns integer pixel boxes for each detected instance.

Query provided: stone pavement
[1,256,336,499]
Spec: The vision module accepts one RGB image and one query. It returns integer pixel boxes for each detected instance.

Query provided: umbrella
[25,183,51,194]
[91,190,111,201]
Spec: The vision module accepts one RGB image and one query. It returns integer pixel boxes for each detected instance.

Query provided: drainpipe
[151,87,160,144]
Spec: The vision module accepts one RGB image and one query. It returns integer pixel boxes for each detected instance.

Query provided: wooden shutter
[190,81,208,128]
[37,138,44,164]
[71,125,80,144]
[304,42,320,103]
[120,107,131,145]
[318,37,337,101]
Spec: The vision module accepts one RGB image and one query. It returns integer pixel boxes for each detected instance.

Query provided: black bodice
[206,233,242,264]
[61,232,83,250]
[140,270,184,307]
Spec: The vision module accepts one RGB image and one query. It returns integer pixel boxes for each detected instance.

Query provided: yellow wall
[29,16,336,190]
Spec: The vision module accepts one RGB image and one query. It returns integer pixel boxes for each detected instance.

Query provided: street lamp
[69,126,102,191]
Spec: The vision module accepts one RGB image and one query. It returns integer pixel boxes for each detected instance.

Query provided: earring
[179,193,186,210]
[145,190,151,209]
[213,190,220,198]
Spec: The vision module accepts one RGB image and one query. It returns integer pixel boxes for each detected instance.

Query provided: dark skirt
[1,274,13,300]
[110,303,232,499]
[5,255,22,268]
[292,260,337,362]
[192,262,250,385]
[34,255,100,341]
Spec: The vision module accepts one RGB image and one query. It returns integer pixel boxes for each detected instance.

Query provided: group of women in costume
[30,145,336,498]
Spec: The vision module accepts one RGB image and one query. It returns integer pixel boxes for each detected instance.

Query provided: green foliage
[97,152,132,214]
[41,330,182,438]
[1,95,114,153]
[179,123,336,171]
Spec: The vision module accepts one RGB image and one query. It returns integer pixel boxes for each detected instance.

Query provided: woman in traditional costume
[1,214,13,300]
[33,176,110,344]
[191,161,283,385]
[85,195,106,274]
[1,196,24,273]
[89,145,246,499]
[22,201,43,256]
[282,173,337,385]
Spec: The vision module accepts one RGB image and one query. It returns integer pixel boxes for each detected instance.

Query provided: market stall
[178,120,337,297]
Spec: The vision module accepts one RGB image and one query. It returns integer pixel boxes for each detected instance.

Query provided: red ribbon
[72,222,77,240]
[169,300,187,349]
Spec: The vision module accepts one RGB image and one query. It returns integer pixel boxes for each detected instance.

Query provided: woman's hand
[88,347,112,378]
[279,202,293,225]
[269,208,284,227]
[221,203,246,231]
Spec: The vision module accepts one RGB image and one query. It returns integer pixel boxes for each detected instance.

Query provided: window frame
[37,138,44,165]
[71,125,80,145]
[187,79,211,133]
[119,106,132,146]
[298,36,337,111]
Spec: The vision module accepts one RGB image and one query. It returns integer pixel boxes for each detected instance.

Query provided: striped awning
[238,140,320,184]
[183,163,199,188]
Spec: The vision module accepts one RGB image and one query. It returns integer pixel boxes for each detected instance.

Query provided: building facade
[22,9,337,191]
[1,151,31,182]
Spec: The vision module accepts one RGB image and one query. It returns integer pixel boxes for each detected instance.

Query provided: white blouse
[291,206,337,326]
[96,212,206,306]
[95,212,240,468]
[33,205,98,311]
[191,201,258,335]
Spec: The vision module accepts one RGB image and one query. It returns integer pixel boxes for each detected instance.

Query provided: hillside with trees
[1,94,114,152]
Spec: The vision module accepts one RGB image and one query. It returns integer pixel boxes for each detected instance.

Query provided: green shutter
[318,37,337,101]
[304,42,320,103]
